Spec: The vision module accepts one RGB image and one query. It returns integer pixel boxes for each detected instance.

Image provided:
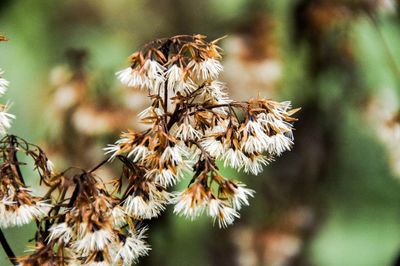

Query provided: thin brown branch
[0,229,17,265]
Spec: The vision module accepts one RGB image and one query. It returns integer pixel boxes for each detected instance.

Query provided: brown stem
[66,176,84,209]
[89,158,109,173]
[42,185,68,239]
[187,83,206,99]
[8,135,25,185]
[0,229,17,265]
[43,181,61,200]
[190,140,218,172]
[167,104,181,130]
[187,102,246,116]
[163,80,169,116]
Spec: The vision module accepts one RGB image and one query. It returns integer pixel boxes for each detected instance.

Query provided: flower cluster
[108,34,299,227]
[0,135,52,229]
[0,34,298,265]
[42,172,150,266]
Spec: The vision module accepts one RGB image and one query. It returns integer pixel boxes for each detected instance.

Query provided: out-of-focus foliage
[1,0,400,265]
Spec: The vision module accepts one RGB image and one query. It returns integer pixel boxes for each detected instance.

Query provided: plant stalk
[0,229,17,265]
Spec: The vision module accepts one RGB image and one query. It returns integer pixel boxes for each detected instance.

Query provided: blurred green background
[1,0,400,265]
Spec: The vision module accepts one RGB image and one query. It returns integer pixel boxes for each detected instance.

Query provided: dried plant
[0,34,298,265]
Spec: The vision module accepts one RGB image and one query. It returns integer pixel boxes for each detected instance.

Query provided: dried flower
[114,228,151,265]
[0,71,15,135]
[0,136,53,229]
[0,34,298,265]
[110,34,299,228]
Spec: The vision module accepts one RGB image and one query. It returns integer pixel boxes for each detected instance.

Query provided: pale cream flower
[72,228,115,255]
[123,195,165,219]
[114,228,151,265]
[191,58,223,82]
[230,183,255,210]
[47,222,74,244]
[243,154,270,175]
[173,185,207,220]
[207,198,240,228]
